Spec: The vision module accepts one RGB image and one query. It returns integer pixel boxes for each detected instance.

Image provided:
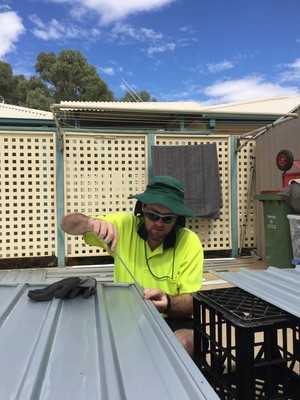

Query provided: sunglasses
[144,207,177,224]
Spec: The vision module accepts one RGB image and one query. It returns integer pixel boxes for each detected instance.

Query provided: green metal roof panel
[0,282,218,400]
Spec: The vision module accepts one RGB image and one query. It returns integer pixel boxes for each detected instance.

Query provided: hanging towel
[152,143,222,218]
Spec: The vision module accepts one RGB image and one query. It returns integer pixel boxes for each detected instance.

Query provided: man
[60,176,204,356]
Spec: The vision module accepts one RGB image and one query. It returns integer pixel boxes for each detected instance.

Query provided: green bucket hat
[128,176,195,217]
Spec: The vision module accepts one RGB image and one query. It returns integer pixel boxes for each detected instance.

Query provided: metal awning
[0,281,218,400]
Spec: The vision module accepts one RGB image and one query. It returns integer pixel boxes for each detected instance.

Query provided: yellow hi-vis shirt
[83,213,203,296]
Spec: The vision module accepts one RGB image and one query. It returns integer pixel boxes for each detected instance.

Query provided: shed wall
[254,108,300,260]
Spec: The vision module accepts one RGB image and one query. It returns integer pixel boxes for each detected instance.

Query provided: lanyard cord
[144,240,175,280]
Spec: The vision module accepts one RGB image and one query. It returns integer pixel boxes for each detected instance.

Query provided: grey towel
[152,143,222,218]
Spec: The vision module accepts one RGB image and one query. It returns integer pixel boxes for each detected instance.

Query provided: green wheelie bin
[255,194,294,268]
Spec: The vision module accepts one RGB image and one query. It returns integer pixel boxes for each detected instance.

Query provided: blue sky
[1,0,300,105]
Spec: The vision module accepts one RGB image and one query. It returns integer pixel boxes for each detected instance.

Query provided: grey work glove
[27,276,97,301]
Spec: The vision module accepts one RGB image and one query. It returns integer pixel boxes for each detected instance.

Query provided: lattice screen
[63,133,147,257]
[0,131,57,258]
[154,135,231,251]
[237,139,256,249]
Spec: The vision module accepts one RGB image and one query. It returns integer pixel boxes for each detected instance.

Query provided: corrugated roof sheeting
[0,281,218,400]
[201,96,300,115]
[58,101,203,112]
[214,266,300,317]
[0,103,53,119]
[51,98,300,134]
[56,97,300,116]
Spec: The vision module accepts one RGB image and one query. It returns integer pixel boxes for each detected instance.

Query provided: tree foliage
[0,49,156,111]
[35,50,114,102]
[119,90,157,102]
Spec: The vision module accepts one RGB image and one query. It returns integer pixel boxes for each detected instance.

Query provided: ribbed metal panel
[0,103,53,119]
[0,282,218,400]
[215,266,300,317]
[0,265,114,284]
[56,97,300,115]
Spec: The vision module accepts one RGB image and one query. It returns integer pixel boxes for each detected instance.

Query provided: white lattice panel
[0,131,57,258]
[238,139,256,249]
[63,133,147,257]
[154,135,231,251]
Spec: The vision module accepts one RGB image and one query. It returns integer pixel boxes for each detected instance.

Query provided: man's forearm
[60,213,92,235]
[167,293,193,317]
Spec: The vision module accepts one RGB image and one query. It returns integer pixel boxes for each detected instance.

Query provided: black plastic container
[193,287,300,400]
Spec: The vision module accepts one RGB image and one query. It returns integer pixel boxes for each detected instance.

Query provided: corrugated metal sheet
[57,101,203,113]
[0,258,255,285]
[0,103,53,119]
[55,97,300,115]
[214,266,300,317]
[0,280,218,400]
[0,265,114,284]
[201,96,300,115]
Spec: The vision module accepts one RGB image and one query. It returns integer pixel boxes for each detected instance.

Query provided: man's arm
[60,213,118,251]
[60,213,92,235]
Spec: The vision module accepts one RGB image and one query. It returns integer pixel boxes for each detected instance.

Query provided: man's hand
[88,219,118,252]
[60,213,118,252]
[144,289,193,317]
[144,288,170,313]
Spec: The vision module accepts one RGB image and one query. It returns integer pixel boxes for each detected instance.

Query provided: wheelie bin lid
[254,193,284,201]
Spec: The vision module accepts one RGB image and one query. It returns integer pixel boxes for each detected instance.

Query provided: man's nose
[156,218,165,226]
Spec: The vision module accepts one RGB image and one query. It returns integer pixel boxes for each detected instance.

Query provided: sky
[1,0,300,105]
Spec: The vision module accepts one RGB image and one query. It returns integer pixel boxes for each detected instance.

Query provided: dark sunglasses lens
[145,210,177,224]
[145,210,160,221]
[162,215,177,223]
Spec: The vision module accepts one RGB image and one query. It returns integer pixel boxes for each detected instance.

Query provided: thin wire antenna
[121,78,143,102]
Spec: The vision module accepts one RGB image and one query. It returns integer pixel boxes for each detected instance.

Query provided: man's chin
[148,231,165,243]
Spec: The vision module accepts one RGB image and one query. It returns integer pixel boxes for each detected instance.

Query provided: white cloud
[111,23,162,41]
[29,14,100,40]
[147,42,176,56]
[202,75,300,104]
[99,61,123,76]
[99,66,115,76]
[49,0,175,25]
[0,11,25,58]
[207,60,234,73]
[278,58,300,83]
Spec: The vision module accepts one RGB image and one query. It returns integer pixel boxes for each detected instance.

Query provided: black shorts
[164,317,194,332]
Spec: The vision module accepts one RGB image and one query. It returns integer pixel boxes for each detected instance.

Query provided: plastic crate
[287,214,300,261]
[193,287,300,400]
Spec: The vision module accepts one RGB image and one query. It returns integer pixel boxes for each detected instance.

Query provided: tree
[22,76,53,110]
[0,52,158,110]
[119,89,157,102]
[0,61,15,104]
[35,50,114,102]
[0,61,51,109]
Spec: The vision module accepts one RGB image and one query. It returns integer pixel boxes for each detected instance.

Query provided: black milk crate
[193,287,300,400]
